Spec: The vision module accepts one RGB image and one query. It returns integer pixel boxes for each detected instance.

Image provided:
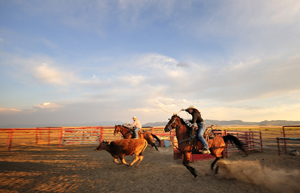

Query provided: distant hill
[2,120,300,128]
[258,120,300,126]
[143,120,300,127]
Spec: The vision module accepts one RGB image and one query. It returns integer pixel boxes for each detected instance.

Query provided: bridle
[165,115,184,153]
[166,116,179,132]
[115,125,132,138]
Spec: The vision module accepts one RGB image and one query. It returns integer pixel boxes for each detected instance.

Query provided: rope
[153,94,183,114]
[153,94,189,119]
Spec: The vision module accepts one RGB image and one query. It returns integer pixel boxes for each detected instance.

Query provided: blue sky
[1,0,300,127]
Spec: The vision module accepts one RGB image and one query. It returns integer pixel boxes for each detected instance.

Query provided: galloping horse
[164,114,247,177]
[114,125,161,151]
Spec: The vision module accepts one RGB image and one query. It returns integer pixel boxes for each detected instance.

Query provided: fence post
[260,131,263,152]
[246,132,249,153]
[6,130,11,149]
[48,128,51,145]
[277,138,281,156]
[39,129,42,143]
[99,127,103,142]
[282,126,287,154]
[36,129,38,144]
[8,129,14,151]
[59,127,63,148]
[224,129,228,158]
[57,128,60,145]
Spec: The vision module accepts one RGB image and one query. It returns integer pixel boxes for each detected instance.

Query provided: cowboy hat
[185,105,197,110]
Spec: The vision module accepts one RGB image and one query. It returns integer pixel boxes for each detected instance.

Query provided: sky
[1,0,300,127]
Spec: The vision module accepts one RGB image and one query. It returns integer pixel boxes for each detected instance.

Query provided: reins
[169,131,183,153]
[167,117,186,154]
[115,125,132,138]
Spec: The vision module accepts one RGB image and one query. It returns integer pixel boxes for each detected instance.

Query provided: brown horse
[114,125,161,151]
[164,114,247,177]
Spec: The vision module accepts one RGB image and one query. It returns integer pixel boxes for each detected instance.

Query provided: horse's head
[114,125,131,136]
[114,125,121,136]
[164,114,181,132]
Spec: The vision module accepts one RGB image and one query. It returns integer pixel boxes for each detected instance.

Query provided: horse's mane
[116,125,131,130]
[174,115,188,127]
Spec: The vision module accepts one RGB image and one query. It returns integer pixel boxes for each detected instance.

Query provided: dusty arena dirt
[0,143,300,193]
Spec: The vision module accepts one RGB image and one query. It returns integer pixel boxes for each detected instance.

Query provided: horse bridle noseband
[166,117,178,132]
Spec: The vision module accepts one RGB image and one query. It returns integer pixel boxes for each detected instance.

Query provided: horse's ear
[168,118,170,120]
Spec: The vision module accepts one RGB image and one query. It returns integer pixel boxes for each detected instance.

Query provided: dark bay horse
[114,125,161,151]
[164,114,247,177]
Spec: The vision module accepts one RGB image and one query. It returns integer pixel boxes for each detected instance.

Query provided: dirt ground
[0,143,300,193]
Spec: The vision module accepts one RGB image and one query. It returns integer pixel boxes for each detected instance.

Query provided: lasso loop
[153,94,188,119]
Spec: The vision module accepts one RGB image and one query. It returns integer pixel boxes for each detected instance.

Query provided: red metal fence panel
[277,125,300,155]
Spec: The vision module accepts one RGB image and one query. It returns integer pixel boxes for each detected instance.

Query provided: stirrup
[199,148,211,154]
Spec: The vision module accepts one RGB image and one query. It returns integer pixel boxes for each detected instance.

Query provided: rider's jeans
[197,122,209,149]
[134,127,140,139]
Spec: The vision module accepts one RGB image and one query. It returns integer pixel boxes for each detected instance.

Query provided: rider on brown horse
[182,106,210,154]
[127,116,142,139]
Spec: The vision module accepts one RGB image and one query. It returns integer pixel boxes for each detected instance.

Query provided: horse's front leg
[183,152,197,178]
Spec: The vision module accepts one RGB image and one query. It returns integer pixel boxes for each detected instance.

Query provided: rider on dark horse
[127,116,142,139]
[182,106,211,154]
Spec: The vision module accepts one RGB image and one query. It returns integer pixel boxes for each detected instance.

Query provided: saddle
[188,125,215,152]
[189,126,215,141]
[129,128,145,138]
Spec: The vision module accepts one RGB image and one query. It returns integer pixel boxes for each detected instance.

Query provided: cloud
[1,1,300,125]
[32,63,76,86]
[0,108,22,112]
[176,62,190,68]
[129,108,158,113]
[121,75,145,87]
[33,102,63,111]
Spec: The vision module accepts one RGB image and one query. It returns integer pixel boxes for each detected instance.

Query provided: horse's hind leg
[211,157,223,174]
[151,142,159,151]
[211,157,220,171]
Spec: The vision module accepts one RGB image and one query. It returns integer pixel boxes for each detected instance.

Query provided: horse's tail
[151,134,161,146]
[222,135,247,155]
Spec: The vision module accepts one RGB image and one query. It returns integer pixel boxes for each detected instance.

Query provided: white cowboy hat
[185,105,197,110]
[132,116,137,120]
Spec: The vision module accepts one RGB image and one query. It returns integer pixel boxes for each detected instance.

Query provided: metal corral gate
[277,125,300,155]
[62,127,101,145]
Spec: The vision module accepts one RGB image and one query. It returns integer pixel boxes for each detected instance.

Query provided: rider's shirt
[186,109,203,124]
[130,119,142,129]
